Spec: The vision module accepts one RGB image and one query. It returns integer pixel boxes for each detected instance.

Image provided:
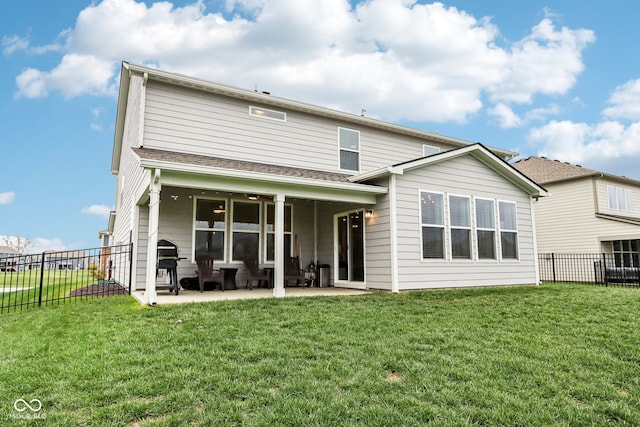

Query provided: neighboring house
[513,156,640,267]
[0,246,19,272]
[43,250,88,270]
[108,62,548,305]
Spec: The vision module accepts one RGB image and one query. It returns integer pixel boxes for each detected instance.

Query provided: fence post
[128,243,133,295]
[38,252,46,307]
[601,253,608,287]
[551,253,556,283]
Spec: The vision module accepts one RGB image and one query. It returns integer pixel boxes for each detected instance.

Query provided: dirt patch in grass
[69,282,128,297]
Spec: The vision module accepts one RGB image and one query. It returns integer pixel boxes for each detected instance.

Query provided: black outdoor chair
[242,257,272,289]
[285,256,306,287]
[195,256,224,292]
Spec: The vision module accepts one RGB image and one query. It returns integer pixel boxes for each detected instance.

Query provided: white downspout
[530,195,541,285]
[145,168,161,305]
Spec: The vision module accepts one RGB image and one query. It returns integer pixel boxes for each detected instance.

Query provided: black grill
[157,239,179,294]
[157,239,178,269]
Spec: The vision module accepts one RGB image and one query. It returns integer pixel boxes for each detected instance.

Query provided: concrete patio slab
[132,285,370,305]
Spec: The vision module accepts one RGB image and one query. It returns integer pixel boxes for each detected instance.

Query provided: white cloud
[489,103,560,129]
[2,35,29,55]
[488,103,522,128]
[16,54,117,99]
[603,79,640,121]
[31,237,71,253]
[12,0,594,123]
[488,18,595,104]
[82,204,112,218]
[15,68,48,98]
[90,123,105,132]
[0,191,16,205]
[527,120,640,176]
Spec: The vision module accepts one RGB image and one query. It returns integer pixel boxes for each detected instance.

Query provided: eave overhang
[136,155,387,204]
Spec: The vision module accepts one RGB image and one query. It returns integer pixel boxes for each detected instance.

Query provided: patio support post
[145,168,161,305]
[273,193,286,297]
[389,174,400,293]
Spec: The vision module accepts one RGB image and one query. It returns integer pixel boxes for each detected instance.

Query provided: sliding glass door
[335,210,365,286]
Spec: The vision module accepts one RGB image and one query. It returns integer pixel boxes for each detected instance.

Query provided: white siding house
[109,62,547,305]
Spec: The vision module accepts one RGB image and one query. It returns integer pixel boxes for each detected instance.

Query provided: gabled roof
[512,156,640,187]
[112,61,518,174]
[351,143,548,198]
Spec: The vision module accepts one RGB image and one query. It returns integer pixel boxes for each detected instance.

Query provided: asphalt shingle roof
[511,156,598,184]
[132,147,354,183]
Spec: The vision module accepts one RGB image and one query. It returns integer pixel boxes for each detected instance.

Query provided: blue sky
[2,0,640,253]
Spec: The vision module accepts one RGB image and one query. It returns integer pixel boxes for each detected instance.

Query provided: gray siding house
[513,156,640,258]
[108,62,548,305]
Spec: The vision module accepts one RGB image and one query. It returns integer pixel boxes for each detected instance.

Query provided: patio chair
[242,257,272,290]
[285,256,306,287]
[195,256,224,292]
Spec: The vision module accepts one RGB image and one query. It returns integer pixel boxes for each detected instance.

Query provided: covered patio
[131,148,387,305]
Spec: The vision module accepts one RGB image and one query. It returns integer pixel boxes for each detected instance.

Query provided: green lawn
[1,284,639,426]
[1,270,117,313]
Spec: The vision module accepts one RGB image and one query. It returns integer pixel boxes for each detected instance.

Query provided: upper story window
[423,144,440,157]
[338,127,360,171]
[607,185,633,212]
[249,106,286,122]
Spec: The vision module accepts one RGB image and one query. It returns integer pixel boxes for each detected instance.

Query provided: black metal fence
[538,252,640,287]
[0,244,132,313]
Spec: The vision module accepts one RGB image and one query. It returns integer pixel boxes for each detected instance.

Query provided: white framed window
[498,201,518,259]
[612,239,640,267]
[249,106,286,122]
[607,185,633,212]
[423,144,440,157]
[231,201,261,261]
[420,191,445,259]
[194,198,227,261]
[265,204,293,262]
[475,198,496,259]
[449,195,471,259]
[338,127,360,171]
